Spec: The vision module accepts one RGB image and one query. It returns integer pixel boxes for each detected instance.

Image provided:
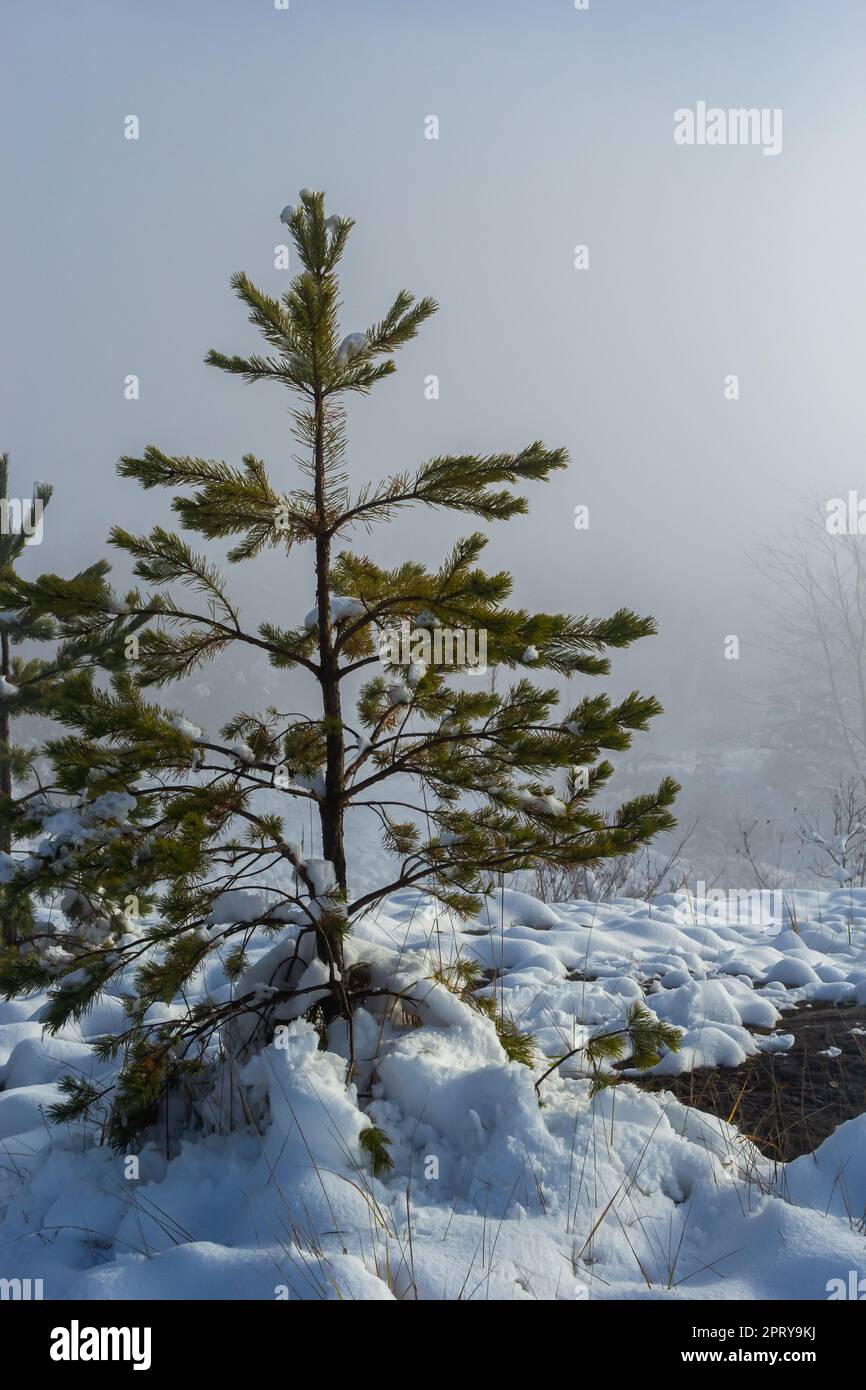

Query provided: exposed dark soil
[637,1002,866,1161]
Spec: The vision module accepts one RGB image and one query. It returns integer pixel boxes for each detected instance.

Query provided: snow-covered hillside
[2,887,866,1300]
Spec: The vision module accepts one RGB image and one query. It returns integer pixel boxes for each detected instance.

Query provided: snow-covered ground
[2,885,866,1300]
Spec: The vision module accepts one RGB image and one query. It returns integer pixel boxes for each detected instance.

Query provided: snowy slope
[1,887,866,1301]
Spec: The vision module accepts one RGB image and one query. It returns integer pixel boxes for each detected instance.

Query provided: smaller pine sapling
[0,455,61,945]
[0,453,135,950]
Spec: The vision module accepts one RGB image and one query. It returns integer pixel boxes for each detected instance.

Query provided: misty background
[2,0,866,891]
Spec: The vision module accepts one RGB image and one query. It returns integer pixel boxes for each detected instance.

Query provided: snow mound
[2,886,866,1300]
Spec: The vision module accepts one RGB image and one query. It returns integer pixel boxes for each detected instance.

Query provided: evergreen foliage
[0,192,678,1145]
[535,1002,683,1097]
[0,455,93,944]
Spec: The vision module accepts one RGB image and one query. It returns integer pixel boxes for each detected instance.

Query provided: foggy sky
[2,0,865,752]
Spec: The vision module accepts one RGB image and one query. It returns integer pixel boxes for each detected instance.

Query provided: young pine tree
[0,191,678,1144]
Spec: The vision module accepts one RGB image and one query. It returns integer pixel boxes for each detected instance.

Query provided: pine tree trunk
[0,630,10,838]
[312,389,348,912]
[0,628,13,947]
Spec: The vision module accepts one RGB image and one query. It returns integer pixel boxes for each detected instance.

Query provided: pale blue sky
[1,0,864,740]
